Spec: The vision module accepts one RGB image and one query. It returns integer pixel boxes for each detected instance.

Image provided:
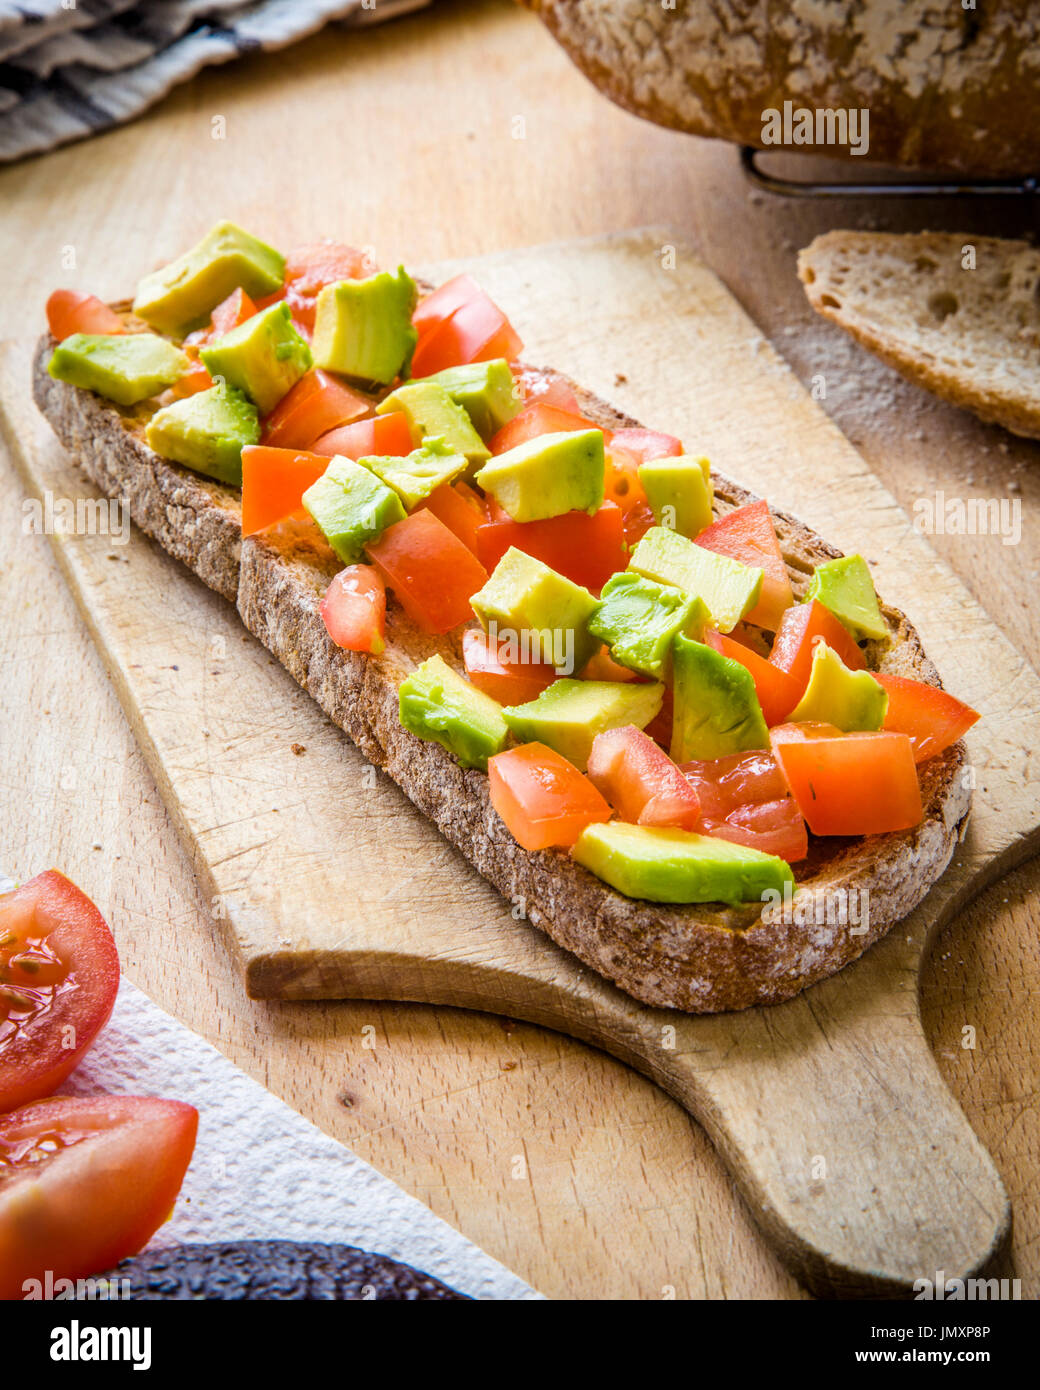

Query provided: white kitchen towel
[58,978,539,1301]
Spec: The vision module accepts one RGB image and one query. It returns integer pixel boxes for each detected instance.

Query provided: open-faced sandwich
[33,222,979,1013]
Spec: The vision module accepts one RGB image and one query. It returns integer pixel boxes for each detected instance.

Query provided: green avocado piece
[638,455,713,539]
[573,822,795,905]
[49,333,189,406]
[422,360,520,440]
[200,301,311,414]
[471,547,602,674]
[311,267,418,386]
[629,526,762,633]
[302,455,406,564]
[376,381,489,473]
[806,554,888,642]
[132,221,284,337]
[788,641,888,730]
[670,634,769,762]
[362,439,468,510]
[503,678,663,772]
[398,654,509,771]
[145,383,259,485]
[474,429,605,522]
[589,572,710,680]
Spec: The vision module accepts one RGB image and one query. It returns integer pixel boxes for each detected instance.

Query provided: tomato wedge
[680,749,808,861]
[321,564,386,655]
[366,509,488,634]
[411,277,523,378]
[701,799,809,862]
[695,500,794,632]
[703,628,802,726]
[185,287,258,347]
[312,410,414,460]
[0,1095,197,1298]
[770,726,922,836]
[769,598,865,695]
[0,871,119,1115]
[283,241,373,332]
[488,743,611,851]
[260,368,371,450]
[475,501,626,593]
[875,673,980,763]
[462,628,558,705]
[240,446,329,537]
[412,274,483,337]
[420,480,487,557]
[587,725,701,830]
[168,356,214,399]
[46,290,124,342]
[489,401,602,456]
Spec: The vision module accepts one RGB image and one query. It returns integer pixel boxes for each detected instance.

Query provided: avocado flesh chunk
[200,301,311,414]
[376,381,489,473]
[474,429,605,522]
[423,359,520,439]
[589,572,710,680]
[362,440,468,510]
[49,333,189,406]
[303,455,406,564]
[311,267,418,386]
[398,654,509,771]
[806,554,888,642]
[573,822,795,905]
[132,220,284,337]
[670,634,769,762]
[629,525,762,634]
[503,678,664,772]
[471,547,601,674]
[788,640,888,730]
[145,383,259,485]
[638,455,713,539]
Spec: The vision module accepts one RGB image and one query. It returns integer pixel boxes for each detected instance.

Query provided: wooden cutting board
[3,231,1039,1299]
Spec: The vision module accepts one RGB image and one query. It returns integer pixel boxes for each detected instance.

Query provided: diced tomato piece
[475,501,626,593]
[603,444,647,515]
[680,749,809,861]
[581,646,642,683]
[695,500,794,632]
[608,428,683,463]
[0,1095,197,1299]
[770,727,922,836]
[489,401,603,456]
[261,368,371,450]
[240,446,329,537]
[312,410,414,460]
[703,628,802,726]
[168,358,214,399]
[511,364,581,414]
[321,564,386,655]
[366,509,488,634]
[0,871,119,1114]
[411,279,523,378]
[46,290,124,342]
[701,799,809,862]
[462,628,557,705]
[874,673,979,764]
[769,599,865,696]
[412,274,482,337]
[420,480,487,557]
[283,241,373,332]
[488,743,611,851]
[587,725,701,830]
[186,287,259,348]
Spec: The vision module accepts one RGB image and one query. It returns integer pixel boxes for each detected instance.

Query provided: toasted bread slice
[799,231,1040,440]
[32,333,971,1013]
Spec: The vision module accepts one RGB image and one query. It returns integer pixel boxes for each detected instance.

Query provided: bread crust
[32,335,971,1012]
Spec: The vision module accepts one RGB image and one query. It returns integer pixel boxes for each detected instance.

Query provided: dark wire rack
[740,146,1040,199]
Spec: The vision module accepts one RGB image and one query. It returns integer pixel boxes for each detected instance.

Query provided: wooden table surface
[1,0,1037,1300]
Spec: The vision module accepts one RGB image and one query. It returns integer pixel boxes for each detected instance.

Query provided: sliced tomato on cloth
[321,564,386,655]
[46,290,124,342]
[587,725,701,830]
[0,1095,197,1298]
[475,501,625,593]
[462,628,557,705]
[874,673,979,763]
[769,725,922,836]
[260,368,371,450]
[488,743,611,851]
[695,500,794,632]
[366,509,488,634]
[0,871,119,1115]
[240,446,329,537]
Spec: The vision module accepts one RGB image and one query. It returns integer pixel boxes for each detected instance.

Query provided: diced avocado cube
[133,221,284,337]
[474,429,605,522]
[806,554,887,642]
[200,301,311,414]
[145,383,259,485]
[471,547,602,674]
[788,641,888,731]
[573,822,795,905]
[670,634,769,762]
[49,333,189,406]
[422,360,520,440]
[589,572,710,680]
[503,678,663,772]
[398,654,509,771]
[311,267,418,386]
[629,526,762,633]
[361,439,468,511]
[302,455,406,564]
[376,381,489,473]
[638,455,713,539]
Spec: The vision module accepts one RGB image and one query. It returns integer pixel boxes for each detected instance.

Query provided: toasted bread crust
[32,335,971,1012]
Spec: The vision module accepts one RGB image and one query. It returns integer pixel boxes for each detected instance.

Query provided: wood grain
[0,0,1037,1300]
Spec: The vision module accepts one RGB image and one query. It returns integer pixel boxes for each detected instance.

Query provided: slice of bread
[799,231,1040,440]
[32,332,971,1013]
